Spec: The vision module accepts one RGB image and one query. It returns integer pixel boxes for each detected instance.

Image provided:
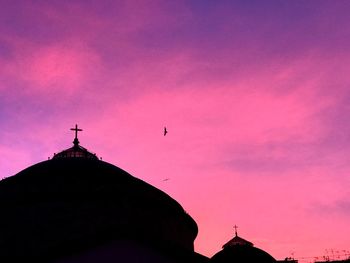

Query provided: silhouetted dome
[53,144,98,159]
[53,125,98,160]
[0,145,198,261]
[210,232,276,263]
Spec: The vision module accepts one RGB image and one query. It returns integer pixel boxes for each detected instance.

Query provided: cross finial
[234,225,238,236]
[70,124,82,146]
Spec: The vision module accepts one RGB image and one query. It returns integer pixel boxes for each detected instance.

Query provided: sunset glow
[1,1,350,261]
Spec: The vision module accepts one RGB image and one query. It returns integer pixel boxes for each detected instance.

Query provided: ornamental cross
[234,225,238,236]
[71,124,82,139]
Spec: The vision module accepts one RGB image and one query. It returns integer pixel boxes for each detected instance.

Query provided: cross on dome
[234,225,238,236]
[52,125,98,160]
[71,124,82,147]
[222,225,254,248]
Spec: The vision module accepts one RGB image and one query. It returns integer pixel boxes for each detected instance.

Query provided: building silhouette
[211,226,276,263]
[315,259,350,263]
[0,126,277,263]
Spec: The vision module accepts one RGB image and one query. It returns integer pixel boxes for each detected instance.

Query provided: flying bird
[163,178,170,182]
[164,127,168,136]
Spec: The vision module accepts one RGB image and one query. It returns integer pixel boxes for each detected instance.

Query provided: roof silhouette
[211,231,276,263]
[0,127,274,263]
[53,124,98,160]
[211,245,277,263]
[0,148,198,261]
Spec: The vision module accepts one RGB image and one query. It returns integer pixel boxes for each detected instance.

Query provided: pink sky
[1,1,350,261]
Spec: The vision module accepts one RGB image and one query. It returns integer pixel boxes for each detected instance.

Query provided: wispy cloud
[1,0,350,259]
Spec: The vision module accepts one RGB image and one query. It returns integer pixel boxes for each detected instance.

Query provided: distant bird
[164,127,168,136]
[163,178,170,182]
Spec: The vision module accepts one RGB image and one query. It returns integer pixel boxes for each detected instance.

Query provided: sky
[1,0,350,261]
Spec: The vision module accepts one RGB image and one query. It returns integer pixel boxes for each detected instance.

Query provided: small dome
[53,124,98,160]
[211,245,276,263]
[222,235,253,248]
[210,231,276,263]
[53,144,98,159]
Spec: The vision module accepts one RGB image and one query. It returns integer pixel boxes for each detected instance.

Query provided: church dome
[52,124,98,160]
[210,229,276,263]
[0,127,198,261]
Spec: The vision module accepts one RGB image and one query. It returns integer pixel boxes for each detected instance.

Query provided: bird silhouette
[164,127,168,136]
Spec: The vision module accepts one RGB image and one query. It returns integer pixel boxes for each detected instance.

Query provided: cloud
[311,193,350,218]
[2,40,101,92]
[1,1,350,259]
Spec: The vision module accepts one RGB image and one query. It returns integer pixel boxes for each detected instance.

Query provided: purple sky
[1,1,350,261]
